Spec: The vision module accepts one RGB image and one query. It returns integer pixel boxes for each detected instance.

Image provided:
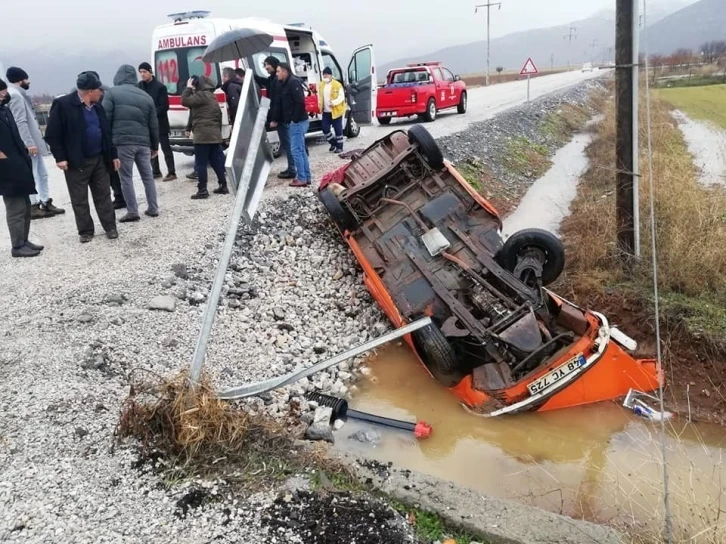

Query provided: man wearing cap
[319,67,346,154]
[138,62,176,181]
[45,72,119,243]
[0,79,45,257]
[5,66,65,220]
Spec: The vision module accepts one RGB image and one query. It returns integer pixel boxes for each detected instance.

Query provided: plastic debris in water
[623,389,674,422]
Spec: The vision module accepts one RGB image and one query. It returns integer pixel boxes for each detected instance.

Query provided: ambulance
[150,11,376,156]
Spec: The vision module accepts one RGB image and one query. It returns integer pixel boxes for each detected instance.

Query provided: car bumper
[376,105,425,118]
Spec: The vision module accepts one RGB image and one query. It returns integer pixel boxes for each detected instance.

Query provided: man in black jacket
[138,62,176,181]
[0,78,44,257]
[45,72,119,243]
[276,63,310,187]
[221,67,242,125]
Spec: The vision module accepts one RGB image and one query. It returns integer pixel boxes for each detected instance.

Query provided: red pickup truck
[376,62,467,125]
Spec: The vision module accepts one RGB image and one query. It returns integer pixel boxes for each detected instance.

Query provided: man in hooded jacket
[0,78,44,257]
[103,64,160,223]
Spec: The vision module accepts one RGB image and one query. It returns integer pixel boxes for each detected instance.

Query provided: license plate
[170,130,186,138]
[381,112,394,117]
[528,354,586,396]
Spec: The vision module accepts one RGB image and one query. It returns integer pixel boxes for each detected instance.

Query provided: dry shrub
[117,370,300,477]
[561,92,726,304]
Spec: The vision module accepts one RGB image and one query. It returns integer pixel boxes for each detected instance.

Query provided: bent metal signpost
[520,57,539,103]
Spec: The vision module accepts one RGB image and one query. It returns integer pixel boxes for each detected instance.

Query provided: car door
[440,67,458,108]
[347,44,376,124]
[431,68,448,108]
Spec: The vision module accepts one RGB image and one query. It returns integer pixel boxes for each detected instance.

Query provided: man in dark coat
[104,65,160,223]
[138,62,176,181]
[276,63,311,187]
[221,67,242,125]
[182,75,228,199]
[45,71,119,243]
[0,79,44,257]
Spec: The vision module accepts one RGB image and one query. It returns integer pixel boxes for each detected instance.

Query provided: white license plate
[528,353,586,396]
[170,130,186,138]
[381,112,394,117]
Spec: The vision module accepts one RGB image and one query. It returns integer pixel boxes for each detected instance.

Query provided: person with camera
[182,75,228,200]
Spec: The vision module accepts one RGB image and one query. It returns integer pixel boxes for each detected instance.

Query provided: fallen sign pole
[189,97,271,386]
[217,317,432,400]
[520,57,539,103]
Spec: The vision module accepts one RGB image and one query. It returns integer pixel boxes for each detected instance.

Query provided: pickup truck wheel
[412,322,465,387]
[457,92,468,114]
[497,228,565,286]
[423,98,437,122]
[319,187,358,233]
[408,125,444,170]
[345,112,361,138]
[377,117,392,126]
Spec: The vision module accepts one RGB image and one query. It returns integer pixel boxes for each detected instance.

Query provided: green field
[657,84,726,129]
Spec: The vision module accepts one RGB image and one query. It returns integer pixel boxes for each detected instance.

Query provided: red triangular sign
[520,58,539,76]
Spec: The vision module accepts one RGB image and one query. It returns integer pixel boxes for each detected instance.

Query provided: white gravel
[0,72,600,542]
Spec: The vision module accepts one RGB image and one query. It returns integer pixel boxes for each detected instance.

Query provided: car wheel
[423,98,437,122]
[457,92,467,114]
[377,117,392,126]
[408,124,444,170]
[319,187,358,233]
[270,140,282,159]
[412,322,465,387]
[497,228,566,286]
[346,112,361,138]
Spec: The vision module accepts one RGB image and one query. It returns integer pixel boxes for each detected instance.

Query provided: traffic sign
[520,58,539,76]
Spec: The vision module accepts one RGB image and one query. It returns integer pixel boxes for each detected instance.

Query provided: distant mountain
[1,45,147,96]
[379,0,717,77]
[644,0,726,54]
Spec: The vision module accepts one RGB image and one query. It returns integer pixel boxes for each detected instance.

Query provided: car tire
[408,124,444,170]
[345,112,361,138]
[377,117,392,126]
[457,92,467,114]
[319,187,358,233]
[412,322,465,387]
[423,98,437,122]
[497,228,566,286]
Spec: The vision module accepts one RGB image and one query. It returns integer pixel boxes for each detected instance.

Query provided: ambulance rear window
[155,46,220,95]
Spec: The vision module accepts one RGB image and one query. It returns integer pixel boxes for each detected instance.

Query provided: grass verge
[387,498,482,544]
[657,84,726,129]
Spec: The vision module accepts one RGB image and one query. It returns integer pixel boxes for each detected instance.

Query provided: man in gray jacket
[6,67,65,220]
[103,65,159,223]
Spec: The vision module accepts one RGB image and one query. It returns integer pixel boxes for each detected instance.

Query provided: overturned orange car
[318,125,660,416]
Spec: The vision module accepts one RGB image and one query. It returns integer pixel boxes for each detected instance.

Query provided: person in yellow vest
[319,67,346,154]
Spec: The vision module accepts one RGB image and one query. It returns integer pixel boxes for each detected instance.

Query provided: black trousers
[109,168,124,203]
[64,156,117,236]
[3,194,31,249]
[194,144,226,192]
[151,129,176,176]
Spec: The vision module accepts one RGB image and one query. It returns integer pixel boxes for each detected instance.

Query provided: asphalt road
[355,68,608,145]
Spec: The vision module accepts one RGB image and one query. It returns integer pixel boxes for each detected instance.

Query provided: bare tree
[649,54,666,84]
[701,41,726,64]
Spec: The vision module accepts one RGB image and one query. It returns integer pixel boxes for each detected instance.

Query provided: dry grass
[559,91,726,347]
[116,370,330,485]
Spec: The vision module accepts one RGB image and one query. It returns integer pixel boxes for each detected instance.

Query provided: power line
[474,2,503,87]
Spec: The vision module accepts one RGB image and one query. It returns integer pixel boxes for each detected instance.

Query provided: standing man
[276,63,311,188]
[44,72,118,243]
[319,67,346,154]
[0,79,44,257]
[221,67,242,125]
[255,56,295,181]
[104,65,160,223]
[138,62,176,181]
[5,67,65,219]
[182,75,228,199]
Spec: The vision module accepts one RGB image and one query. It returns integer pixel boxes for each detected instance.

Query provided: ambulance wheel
[345,113,360,138]
[408,125,444,170]
[377,117,392,125]
[319,187,358,233]
[412,322,465,387]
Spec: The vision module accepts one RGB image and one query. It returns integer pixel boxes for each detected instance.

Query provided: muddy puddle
[673,110,726,187]
[337,344,726,541]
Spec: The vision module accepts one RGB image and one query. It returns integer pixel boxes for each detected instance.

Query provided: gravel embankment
[0,79,600,542]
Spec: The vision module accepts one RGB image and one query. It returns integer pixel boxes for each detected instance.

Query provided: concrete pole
[632,0,641,258]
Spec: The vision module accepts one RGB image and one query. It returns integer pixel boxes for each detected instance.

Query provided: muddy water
[502,132,591,237]
[337,344,726,541]
[673,110,726,187]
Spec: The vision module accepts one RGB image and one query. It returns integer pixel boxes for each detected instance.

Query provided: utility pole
[551,52,554,71]
[615,0,636,262]
[589,38,599,63]
[563,26,577,71]
[475,1,502,86]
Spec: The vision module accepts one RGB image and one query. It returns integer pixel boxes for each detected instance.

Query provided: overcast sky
[1,0,694,63]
